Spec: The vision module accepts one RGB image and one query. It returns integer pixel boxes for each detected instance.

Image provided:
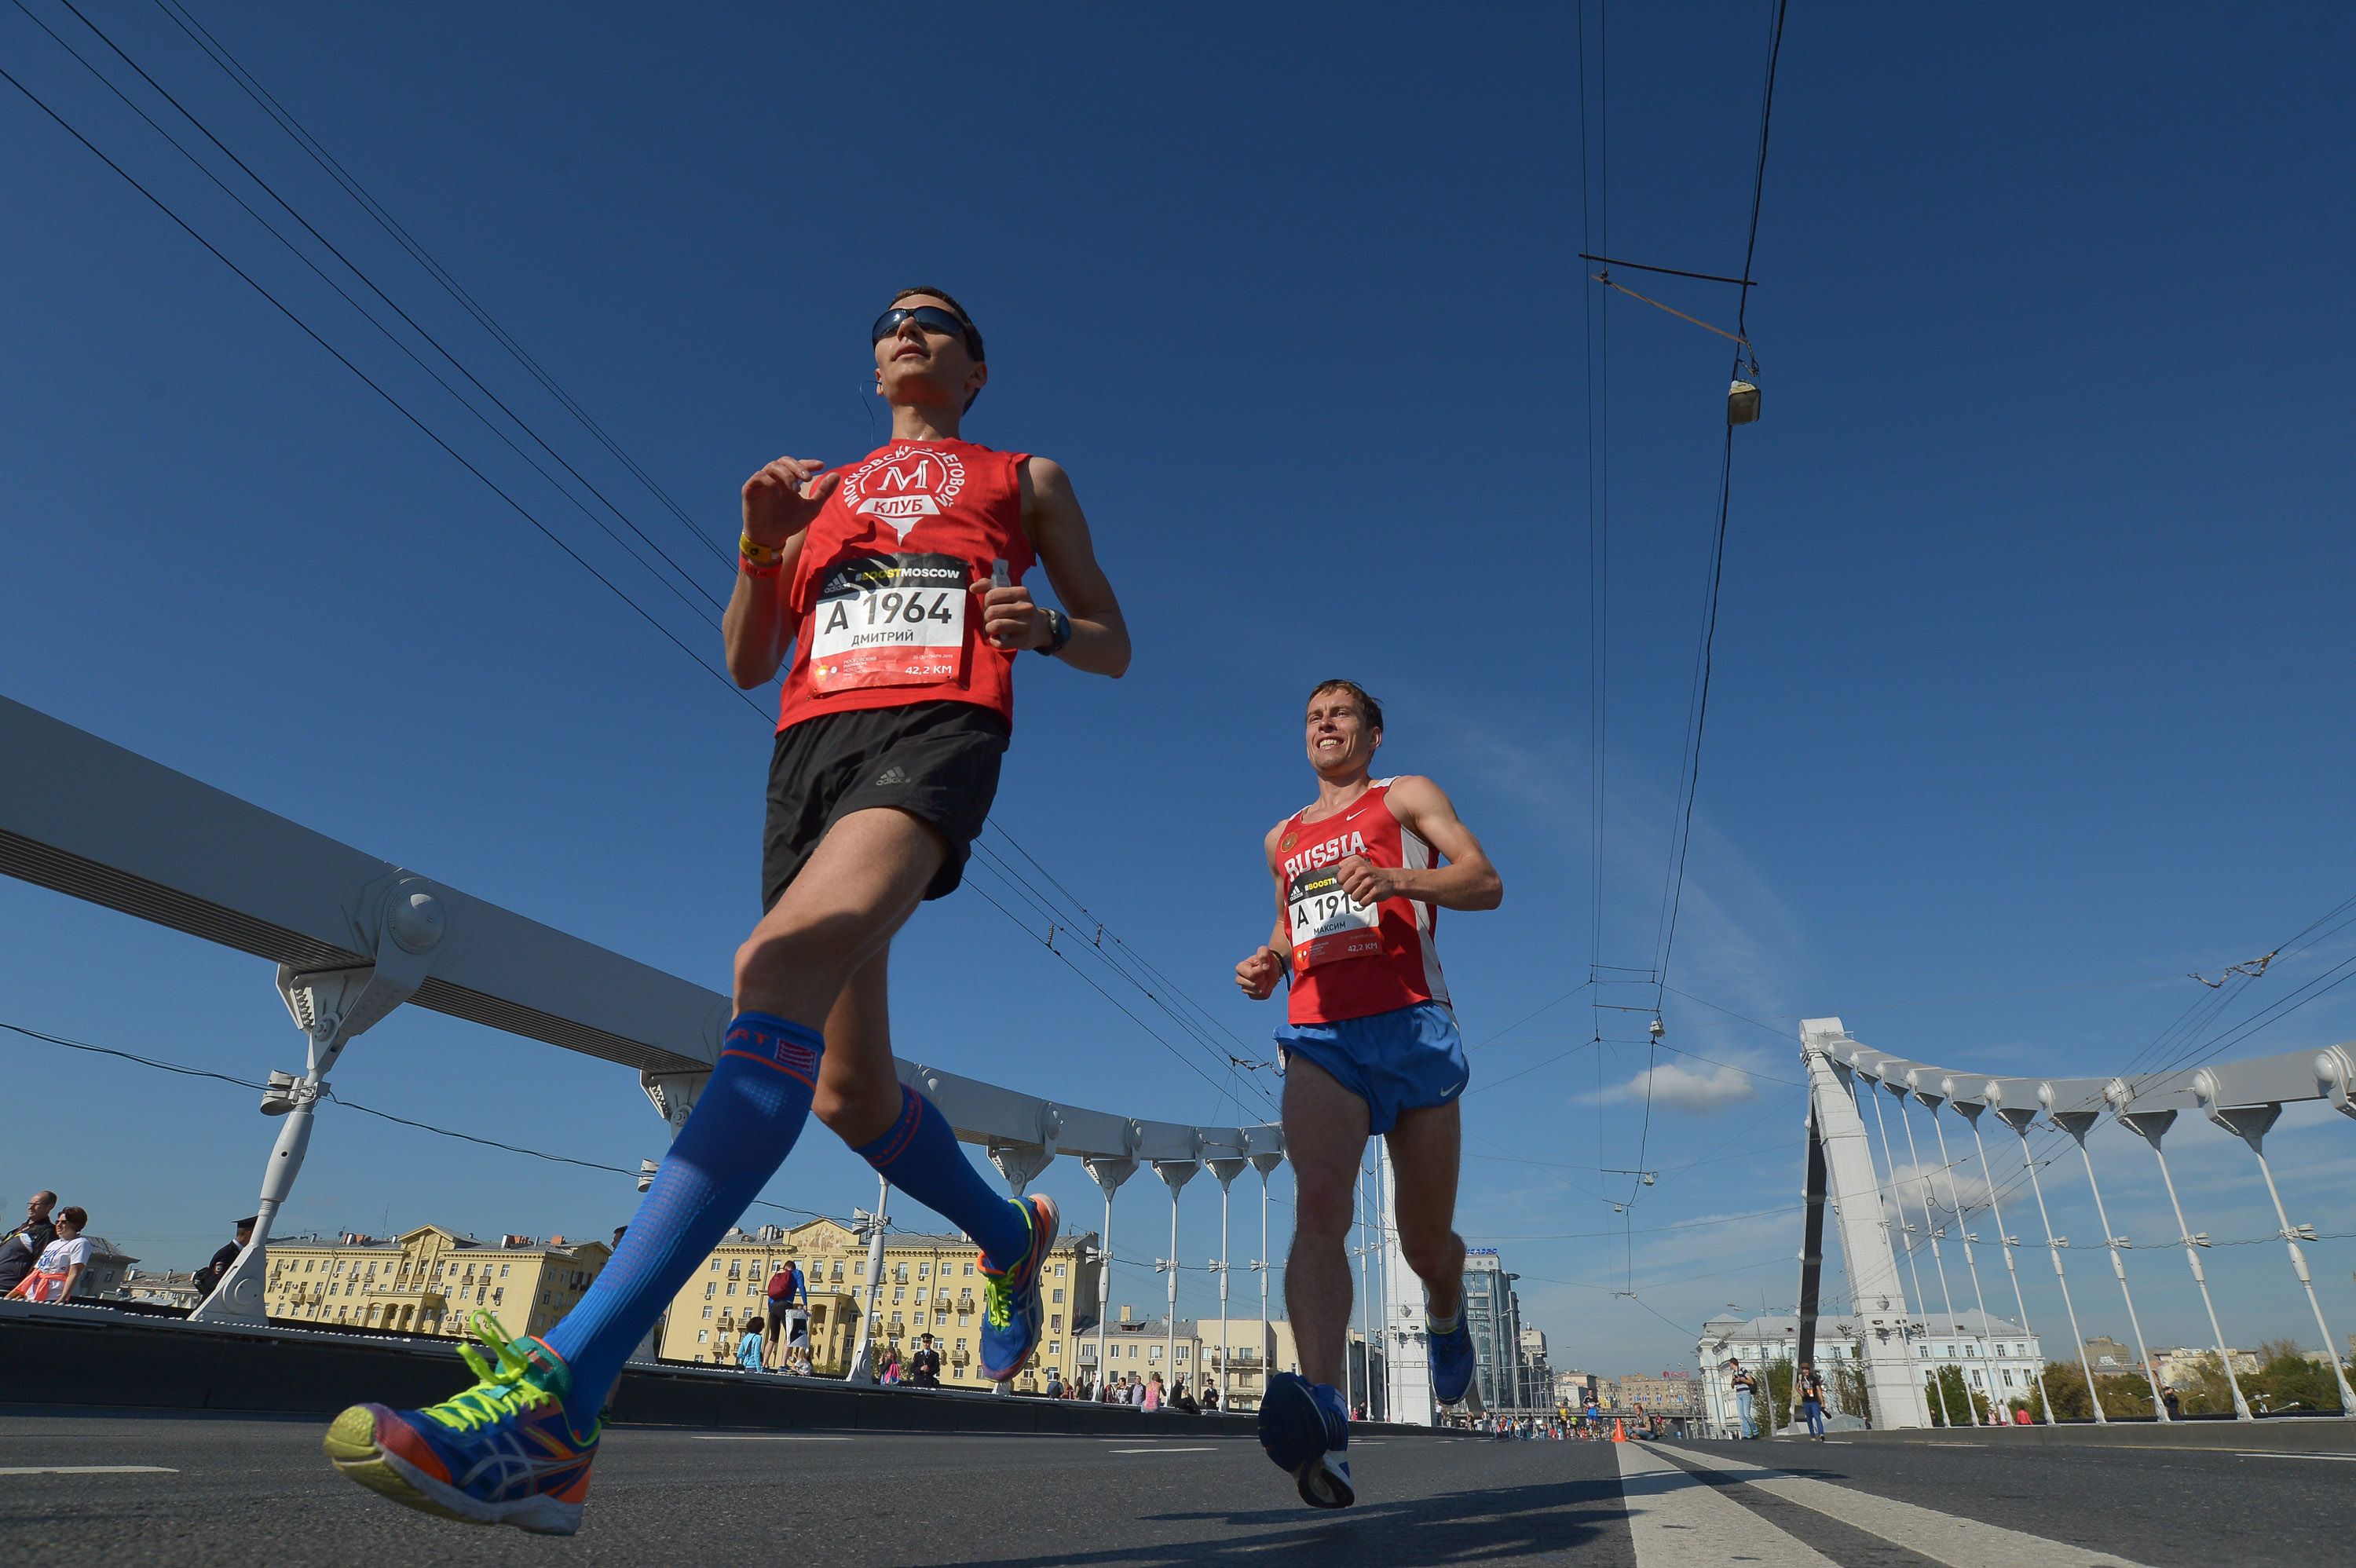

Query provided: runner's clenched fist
[1235,944,1286,1000]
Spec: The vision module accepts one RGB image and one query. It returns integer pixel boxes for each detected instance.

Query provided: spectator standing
[1046,1369,1065,1400]
[9,1206,92,1302]
[737,1318,766,1370]
[764,1258,806,1369]
[1201,1380,1220,1413]
[1127,1372,1147,1408]
[0,1191,58,1298]
[192,1216,256,1304]
[881,1352,902,1386]
[1796,1360,1827,1442]
[1144,1372,1164,1412]
[1100,1375,1122,1405]
[1728,1359,1758,1438]
[2161,1387,2182,1421]
[909,1332,943,1388]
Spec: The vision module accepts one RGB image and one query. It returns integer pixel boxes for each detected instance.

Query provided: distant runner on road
[324,288,1130,1536]
[1236,679,1502,1508]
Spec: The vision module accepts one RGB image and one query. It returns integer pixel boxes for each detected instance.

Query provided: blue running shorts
[1274,1001,1469,1134]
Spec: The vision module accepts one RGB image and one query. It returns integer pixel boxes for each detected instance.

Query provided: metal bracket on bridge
[190,876,447,1325]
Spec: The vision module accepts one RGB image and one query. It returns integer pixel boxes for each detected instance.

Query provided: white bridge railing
[1780,1014,2355,1432]
[0,695,1290,1398]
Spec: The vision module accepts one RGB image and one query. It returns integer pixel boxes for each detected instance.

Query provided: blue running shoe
[1429,1317,1477,1407]
[323,1311,598,1535]
[978,1192,1059,1383]
[1258,1372,1354,1508]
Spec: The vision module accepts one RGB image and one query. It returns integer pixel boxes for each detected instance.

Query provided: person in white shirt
[9,1205,91,1302]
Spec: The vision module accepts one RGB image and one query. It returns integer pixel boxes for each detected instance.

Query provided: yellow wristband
[739,533,782,566]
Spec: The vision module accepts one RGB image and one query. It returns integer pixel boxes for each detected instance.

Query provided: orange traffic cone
[1611,1418,1629,1443]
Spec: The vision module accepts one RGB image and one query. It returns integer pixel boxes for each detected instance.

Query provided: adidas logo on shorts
[874,765,909,787]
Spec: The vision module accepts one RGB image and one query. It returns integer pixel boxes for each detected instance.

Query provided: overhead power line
[2,13,1266,1113]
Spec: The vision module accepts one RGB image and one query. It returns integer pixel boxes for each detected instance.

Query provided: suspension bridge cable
[57,0,730,614]
[152,0,736,573]
[5,35,1273,1104]
[0,59,766,718]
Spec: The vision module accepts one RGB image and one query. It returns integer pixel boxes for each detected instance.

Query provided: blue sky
[3,2,2353,1380]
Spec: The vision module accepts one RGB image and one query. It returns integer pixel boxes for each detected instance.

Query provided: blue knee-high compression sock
[540,1012,821,1423]
[854,1084,1030,1269]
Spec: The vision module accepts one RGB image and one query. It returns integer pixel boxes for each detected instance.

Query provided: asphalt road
[1,1413,2348,1566]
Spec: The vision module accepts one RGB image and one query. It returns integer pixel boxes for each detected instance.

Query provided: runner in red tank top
[1235,680,1502,1509]
[324,290,1130,1534]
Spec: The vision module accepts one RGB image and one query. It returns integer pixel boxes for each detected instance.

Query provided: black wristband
[1037,607,1074,656]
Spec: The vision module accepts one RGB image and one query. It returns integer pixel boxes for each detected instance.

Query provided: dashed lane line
[0,1466,179,1475]
[1615,1441,1841,1567]
[1652,1443,2153,1568]
[688,1434,855,1442]
[1108,1446,1219,1454]
[2234,1451,2356,1462]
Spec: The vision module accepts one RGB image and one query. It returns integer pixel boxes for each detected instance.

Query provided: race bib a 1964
[808,553,970,693]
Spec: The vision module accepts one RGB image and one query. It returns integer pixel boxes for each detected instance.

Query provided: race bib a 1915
[808,553,970,693]
[1287,866,1381,968]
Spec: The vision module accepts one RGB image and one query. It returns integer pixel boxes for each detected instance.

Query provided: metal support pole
[1355,1163,1373,1416]
[2051,1110,2169,1420]
[1153,1153,1198,1398]
[1868,1084,1955,1426]
[1249,1148,1283,1404]
[1206,1155,1247,1410]
[2118,1108,2252,1420]
[2186,1097,2356,1413]
[1085,1150,1139,1401]
[2000,1109,2105,1422]
[1897,1087,1977,1425]
[1926,1100,2000,1420]
[1963,1105,2058,1425]
[845,1172,891,1383]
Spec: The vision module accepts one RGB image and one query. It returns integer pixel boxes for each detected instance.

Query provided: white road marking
[1615,1443,1838,1567]
[689,1434,854,1442]
[1109,1446,1218,1454]
[2235,1451,2356,1462]
[0,1465,178,1475]
[1654,1443,2155,1568]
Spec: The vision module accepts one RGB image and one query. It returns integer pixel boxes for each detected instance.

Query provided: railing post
[1354,1161,1374,1416]
[2114,1103,2252,1420]
[2201,1082,2356,1419]
[1995,1102,2104,1423]
[1900,1080,1977,1424]
[1960,1095,2058,1424]
[2050,1097,2170,1420]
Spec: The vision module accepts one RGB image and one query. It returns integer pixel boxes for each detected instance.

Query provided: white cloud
[1602,1060,1758,1113]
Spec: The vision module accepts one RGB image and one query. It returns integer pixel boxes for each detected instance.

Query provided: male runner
[1235,680,1500,1508]
[324,288,1130,1534]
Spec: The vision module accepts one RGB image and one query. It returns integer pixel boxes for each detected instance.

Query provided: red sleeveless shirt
[774,440,1033,733]
[1277,779,1451,1025]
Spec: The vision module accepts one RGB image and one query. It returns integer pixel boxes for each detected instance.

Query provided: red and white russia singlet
[1278,779,1451,1026]
[773,440,1033,733]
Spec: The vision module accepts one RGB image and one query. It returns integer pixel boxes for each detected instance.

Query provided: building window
[1052,1289,1064,1303]
[1049,1342,1061,1356]
[919,1263,931,1278]
[500,1264,511,1278]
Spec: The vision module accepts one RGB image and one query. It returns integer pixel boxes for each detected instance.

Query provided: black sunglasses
[872,305,983,360]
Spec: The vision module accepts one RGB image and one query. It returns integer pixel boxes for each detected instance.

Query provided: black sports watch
[1037,607,1074,656]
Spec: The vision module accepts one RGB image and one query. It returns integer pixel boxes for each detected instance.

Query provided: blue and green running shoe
[322,1310,598,1535]
[978,1192,1059,1383]
[1258,1371,1353,1508]
[1429,1316,1477,1407]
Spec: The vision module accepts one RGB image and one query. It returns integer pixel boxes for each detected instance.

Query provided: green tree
[2174,1351,2238,1416]
[2026,1361,2094,1423]
[1922,1365,1992,1425]
[1831,1342,1870,1420]
[1758,1358,1795,1435]
[2248,1338,2345,1416]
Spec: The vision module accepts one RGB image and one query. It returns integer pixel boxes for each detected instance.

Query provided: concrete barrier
[0,1302,1436,1438]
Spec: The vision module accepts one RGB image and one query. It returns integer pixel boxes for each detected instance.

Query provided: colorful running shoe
[323,1310,598,1535]
[1429,1316,1477,1406]
[978,1192,1059,1383]
[1258,1371,1354,1508]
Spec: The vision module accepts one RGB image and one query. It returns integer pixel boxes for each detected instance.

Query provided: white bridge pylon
[1798,1017,1934,1430]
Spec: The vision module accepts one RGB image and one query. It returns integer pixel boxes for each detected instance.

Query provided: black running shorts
[761,700,1010,910]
